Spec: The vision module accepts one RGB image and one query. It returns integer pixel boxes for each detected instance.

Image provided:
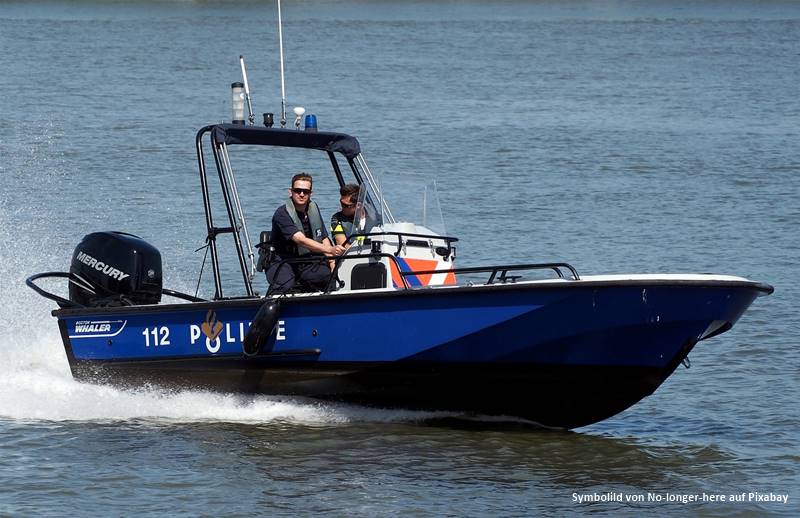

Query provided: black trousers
[266,256,332,294]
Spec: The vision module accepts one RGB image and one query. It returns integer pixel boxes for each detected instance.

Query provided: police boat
[26,111,773,429]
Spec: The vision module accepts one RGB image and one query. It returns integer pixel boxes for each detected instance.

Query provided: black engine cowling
[69,231,162,307]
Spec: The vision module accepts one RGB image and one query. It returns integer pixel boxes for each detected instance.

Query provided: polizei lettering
[76,251,130,281]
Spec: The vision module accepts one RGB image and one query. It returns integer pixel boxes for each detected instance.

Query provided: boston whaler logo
[75,251,130,281]
[70,319,127,338]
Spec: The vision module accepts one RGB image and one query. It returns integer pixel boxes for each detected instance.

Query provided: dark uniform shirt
[272,204,330,257]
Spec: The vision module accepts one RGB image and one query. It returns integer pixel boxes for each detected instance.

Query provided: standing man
[267,173,345,293]
[330,184,360,247]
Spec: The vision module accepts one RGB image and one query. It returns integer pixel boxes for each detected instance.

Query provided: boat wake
[0,311,452,425]
[1,330,452,425]
[0,307,519,427]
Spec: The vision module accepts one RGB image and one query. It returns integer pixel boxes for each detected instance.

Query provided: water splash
[0,260,441,425]
[0,302,445,425]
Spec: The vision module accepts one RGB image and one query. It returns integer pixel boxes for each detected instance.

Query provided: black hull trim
[69,339,695,429]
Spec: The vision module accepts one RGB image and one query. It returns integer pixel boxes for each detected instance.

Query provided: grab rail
[346,231,459,258]
[401,263,581,283]
[26,272,209,308]
[26,272,85,308]
[262,254,579,296]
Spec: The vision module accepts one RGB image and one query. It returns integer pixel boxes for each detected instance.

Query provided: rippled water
[1,1,798,515]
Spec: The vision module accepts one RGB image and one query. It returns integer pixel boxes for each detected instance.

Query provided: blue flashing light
[304,114,318,132]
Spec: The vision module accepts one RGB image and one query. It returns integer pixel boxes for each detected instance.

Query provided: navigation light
[231,82,245,125]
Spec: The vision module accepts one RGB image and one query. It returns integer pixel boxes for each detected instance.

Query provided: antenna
[239,55,255,125]
[277,0,287,128]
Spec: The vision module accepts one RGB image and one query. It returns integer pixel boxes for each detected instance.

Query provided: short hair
[291,173,313,188]
[340,183,360,201]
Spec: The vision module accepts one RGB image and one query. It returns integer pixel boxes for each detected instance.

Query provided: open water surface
[1,1,798,515]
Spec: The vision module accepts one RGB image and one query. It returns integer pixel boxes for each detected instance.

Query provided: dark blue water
[1,1,797,515]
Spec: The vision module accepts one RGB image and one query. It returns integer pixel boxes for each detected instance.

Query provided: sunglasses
[292,188,312,195]
[341,201,357,209]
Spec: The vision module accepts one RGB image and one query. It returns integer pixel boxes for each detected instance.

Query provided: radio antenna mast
[239,55,255,125]
[277,0,287,128]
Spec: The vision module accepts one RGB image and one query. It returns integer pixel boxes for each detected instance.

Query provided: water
[1,1,798,515]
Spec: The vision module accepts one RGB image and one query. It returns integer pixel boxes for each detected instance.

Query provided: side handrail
[400,263,581,283]
[346,231,459,257]
[161,289,209,303]
[26,272,86,308]
[263,255,578,294]
[26,272,210,308]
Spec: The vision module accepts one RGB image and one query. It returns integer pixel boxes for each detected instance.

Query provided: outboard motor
[69,231,162,307]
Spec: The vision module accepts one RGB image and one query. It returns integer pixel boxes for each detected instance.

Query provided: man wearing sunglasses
[330,184,360,247]
[267,173,346,293]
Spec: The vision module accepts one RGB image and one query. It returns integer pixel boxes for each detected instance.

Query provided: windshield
[368,172,446,235]
[352,184,384,236]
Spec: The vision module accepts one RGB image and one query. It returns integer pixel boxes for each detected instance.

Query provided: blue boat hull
[55,279,768,428]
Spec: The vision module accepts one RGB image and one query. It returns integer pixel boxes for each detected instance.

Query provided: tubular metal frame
[219,143,256,280]
[210,137,255,297]
[195,126,384,300]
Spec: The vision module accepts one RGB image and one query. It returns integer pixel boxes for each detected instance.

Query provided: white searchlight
[231,82,246,125]
[293,106,305,130]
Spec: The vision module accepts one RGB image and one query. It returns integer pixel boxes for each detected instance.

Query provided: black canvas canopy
[211,124,361,160]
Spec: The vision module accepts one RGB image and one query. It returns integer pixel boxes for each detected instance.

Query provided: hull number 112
[142,326,170,347]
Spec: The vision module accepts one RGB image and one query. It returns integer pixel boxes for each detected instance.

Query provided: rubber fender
[243,298,281,356]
